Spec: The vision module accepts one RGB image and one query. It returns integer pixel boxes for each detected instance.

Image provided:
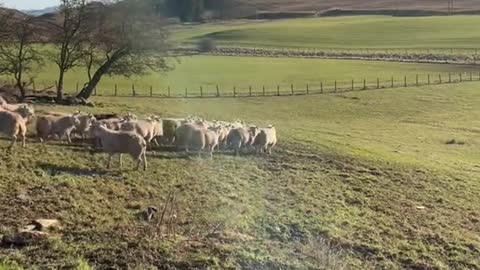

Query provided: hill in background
[229,0,480,18]
[22,6,58,17]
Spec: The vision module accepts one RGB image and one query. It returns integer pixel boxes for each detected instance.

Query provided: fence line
[5,71,479,99]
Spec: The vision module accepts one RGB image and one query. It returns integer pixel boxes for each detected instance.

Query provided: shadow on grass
[37,162,109,177]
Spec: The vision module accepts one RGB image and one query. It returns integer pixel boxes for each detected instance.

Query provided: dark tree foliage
[0,14,43,100]
[75,0,172,100]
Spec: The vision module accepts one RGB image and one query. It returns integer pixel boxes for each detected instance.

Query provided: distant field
[172,16,480,49]
[1,82,479,269]
[16,55,480,96]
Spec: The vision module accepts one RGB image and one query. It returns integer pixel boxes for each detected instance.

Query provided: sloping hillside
[228,0,480,18]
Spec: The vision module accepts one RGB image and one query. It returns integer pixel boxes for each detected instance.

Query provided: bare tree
[76,0,172,100]
[48,0,88,101]
[0,15,43,100]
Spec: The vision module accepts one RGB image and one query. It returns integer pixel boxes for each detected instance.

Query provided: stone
[31,219,61,231]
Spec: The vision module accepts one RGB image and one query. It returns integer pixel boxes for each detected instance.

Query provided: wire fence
[3,71,479,99]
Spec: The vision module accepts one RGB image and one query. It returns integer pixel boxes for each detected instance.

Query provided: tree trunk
[76,57,118,100]
[15,74,25,101]
[57,71,64,101]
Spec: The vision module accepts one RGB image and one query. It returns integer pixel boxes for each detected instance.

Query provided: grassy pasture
[172,16,480,50]
[13,55,480,97]
[0,82,479,269]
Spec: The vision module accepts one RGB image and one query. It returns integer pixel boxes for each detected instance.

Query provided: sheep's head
[71,114,81,126]
[17,104,35,119]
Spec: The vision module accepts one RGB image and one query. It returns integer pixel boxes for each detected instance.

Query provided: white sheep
[253,125,277,155]
[0,105,34,149]
[161,118,184,144]
[92,123,147,170]
[72,113,97,139]
[36,114,81,143]
[227,126,260,155]
[120,116,163,145]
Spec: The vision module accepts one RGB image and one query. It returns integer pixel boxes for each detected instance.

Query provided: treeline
[0,0,172,103]
[158,0,235,21]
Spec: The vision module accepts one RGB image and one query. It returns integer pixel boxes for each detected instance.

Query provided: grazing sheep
[204,127,222,157]
[148,115,164,145]
[72,113,97,139]
[227,126,260,155]
[120,116,162,145]
[175,123,213,153]
[36,114,81,143]
[0,106,33,149]
[92,124,147,171]
[162,118,183,144]
[214,124,231,150]
[253,126,277,155]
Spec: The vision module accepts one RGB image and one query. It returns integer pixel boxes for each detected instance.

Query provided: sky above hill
[2,0,59,10]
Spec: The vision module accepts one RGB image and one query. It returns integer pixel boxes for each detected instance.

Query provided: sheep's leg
[66,132,73,144]
[119,154,123,170]
[107,154,113,169]
[21,133,26,148]
[9,135,17,150]
[153,137,160,146]
[142,150,147,171]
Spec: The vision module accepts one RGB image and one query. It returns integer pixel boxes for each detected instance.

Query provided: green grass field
[172,16,480,50]
[0,82,479,269]
[18,55,480,97]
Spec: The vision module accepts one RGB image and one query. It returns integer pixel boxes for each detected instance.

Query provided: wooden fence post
[459,73,462,82]
[449,72,451,83]
[233,86,236,97]
[249,86,252,97]
[132,84,135,97]
[391,76,394,88]
[150,86,153,97]
[416,74,419,87]
[470,72,473,81]
[428,74,430,85]
[404,76,407,87]
[363,79,366,90]
[277,85,280,96]
[115,84,118,96]
[439,74,442,84]
[320,81,323,93]
[351,80,354,91]
[216,85,220,97]
[334,81,337,92]
[291,84,294,95]
[377,78,379,89]
[185,87,188,98]
[306,84,309,94]
[200,86,203,97]
[263,85,266,96]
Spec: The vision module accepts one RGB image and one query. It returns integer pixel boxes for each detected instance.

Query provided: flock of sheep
[0,96,277,171]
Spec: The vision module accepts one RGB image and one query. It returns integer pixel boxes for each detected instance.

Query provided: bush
[197,38,216,53]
